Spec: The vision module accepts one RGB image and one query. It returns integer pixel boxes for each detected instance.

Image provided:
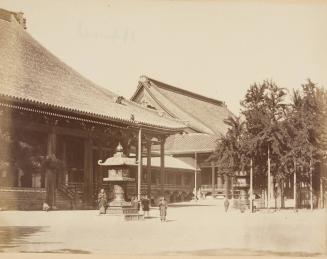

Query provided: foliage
[210,116,248,176]
[211,79,327,191]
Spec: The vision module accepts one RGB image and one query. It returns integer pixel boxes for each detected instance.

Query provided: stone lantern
[98,143,136,214]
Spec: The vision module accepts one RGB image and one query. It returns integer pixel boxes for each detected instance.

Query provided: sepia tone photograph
[0,0,326,258]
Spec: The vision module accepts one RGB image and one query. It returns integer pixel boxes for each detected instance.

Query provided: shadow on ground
[21,249,91,254]
[0,226,58,252]
[159,248,323,257]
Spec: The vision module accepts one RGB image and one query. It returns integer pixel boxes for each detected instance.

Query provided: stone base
[106,205,137,215]
[109,200,131,207]
[106,206,126,215]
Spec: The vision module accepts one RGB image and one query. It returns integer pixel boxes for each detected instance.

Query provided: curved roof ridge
[147,76,224,106]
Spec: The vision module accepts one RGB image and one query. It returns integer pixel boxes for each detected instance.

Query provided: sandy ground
[0,199,326,256]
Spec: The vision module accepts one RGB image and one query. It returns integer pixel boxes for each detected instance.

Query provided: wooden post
[224,174,229,199]
[146,139,152,199]
[160,137,165,196]
[62,139,68,185]
[137,128,142,201]
[250,158,253,213]
[46,128,56,208]
[83,137,93,207]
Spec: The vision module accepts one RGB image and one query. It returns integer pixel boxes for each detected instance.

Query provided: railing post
[137,128,142,201]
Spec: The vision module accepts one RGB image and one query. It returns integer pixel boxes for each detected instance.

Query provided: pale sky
[1,0,327,115]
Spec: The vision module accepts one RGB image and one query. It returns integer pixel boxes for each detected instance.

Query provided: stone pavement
[0,198,325,256]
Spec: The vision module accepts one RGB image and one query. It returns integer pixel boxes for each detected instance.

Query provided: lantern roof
[98,143,137,167]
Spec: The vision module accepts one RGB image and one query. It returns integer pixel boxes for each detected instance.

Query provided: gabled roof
[0,9,185,132]
[131,76,235,135]
[164,133,218,154]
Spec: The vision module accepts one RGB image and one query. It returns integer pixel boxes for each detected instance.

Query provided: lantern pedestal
[98,143,137,215]
[106,181,132,215]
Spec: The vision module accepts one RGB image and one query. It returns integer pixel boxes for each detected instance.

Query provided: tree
[241,80,289,208]
[282,80,327,209]
[211,116,248,175]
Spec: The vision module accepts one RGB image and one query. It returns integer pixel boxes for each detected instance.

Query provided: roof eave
[0,94,186,134]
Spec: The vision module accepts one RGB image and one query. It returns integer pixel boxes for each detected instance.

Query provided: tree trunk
[280,179,285,209]
[320,177,323,209]
[294,166,297,211]
[267,146,271,208]
[250,158,253,213]
[310,158,313,210]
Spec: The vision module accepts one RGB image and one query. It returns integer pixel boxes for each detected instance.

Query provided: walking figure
[97,188,107,215]
[224,198,229,212]
[158,197,168,222]
[142,195,150,218]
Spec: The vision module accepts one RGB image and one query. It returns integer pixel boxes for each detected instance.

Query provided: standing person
[193,188,198,200]
[224,198,230,212]
[142,195,150,218]
[158,197,168,222]
[131,196,138,210]
[97,188,107,215]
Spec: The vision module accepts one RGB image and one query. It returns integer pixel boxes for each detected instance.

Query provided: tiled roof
[142,156,196,172]
[164,133,218,154]
[132,76,235,135]
[0,10,185,132]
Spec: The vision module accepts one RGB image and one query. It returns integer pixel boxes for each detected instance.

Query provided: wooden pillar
[47,129,56,156]
[62,139,68,185]
[224,174,229,198]
[83,137,93,206]
[137,128,142,200]
[146,139,152,199]
[160,137,165,195]
[217,173,223,190]
[46,128,56,207]
[98,145,104,188]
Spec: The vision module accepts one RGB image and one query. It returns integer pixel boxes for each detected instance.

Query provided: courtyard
[0,199,325,256]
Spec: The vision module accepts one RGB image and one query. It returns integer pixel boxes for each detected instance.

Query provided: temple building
[0,9,196,210]
[131,76,242,198]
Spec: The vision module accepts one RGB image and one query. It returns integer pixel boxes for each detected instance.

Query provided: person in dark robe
[224,198,230,212]
[97,189,107,215]
[131,196,138,210]
[142,195,150,218]
[158,197,168,222]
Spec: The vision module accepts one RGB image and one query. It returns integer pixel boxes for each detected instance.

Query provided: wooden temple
[131,76,245,199]
[0,9,194,210]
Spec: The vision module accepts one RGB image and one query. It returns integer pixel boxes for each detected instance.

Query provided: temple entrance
[0,128,47,189]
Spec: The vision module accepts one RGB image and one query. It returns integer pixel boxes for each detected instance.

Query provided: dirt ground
[0,199,326,256]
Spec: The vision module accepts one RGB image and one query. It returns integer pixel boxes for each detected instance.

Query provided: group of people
[130,195,150,217]
[97,189,168,221]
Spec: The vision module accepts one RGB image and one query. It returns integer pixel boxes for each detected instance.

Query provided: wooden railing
[126,183,193,193]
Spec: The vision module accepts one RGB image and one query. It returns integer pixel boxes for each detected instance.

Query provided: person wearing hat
[97,188,107,215]
[158,197,168,222]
